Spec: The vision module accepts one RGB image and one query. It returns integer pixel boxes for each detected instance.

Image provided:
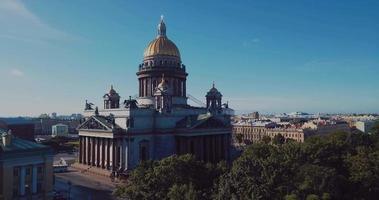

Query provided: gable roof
[1,129,48,153]
[77,115,121,131]
[176,113,227,129]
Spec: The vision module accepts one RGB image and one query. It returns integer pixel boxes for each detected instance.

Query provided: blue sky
[0,0,378,116]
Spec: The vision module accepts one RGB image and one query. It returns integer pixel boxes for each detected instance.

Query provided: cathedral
[76,17,234,174]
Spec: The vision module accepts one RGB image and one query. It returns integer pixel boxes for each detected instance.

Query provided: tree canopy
[115,126,379,200]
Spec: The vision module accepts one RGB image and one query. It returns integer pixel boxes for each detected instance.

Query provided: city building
[302,119,350,135]
[34,118,80,136]
[0,118,35,140]
[52,123,69,137]
[75,17,234,176]
[0,129,53,200]
[233,117,351,144]
[352,121,376,134]
[233,125,305,143]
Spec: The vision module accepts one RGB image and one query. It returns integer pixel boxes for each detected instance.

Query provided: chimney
[2,130,12,147]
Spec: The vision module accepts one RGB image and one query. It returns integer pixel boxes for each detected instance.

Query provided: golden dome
[144,36,180,58]
[143,17,181,58]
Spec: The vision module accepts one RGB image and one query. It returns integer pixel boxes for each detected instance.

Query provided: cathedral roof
[206,82,222,97]
[104,85,120,99]
[175,113,227,129]
[143,17,181,58]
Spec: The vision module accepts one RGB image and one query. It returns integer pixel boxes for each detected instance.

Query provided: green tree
[114,154,225,200]
[273,133,285,145]
[214,143,300,199]
[346,147,379,199]
[261,135,271,144]
[167,184,199,200]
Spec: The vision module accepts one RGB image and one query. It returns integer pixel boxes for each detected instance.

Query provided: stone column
[82,137,85,164]
[116,139,120,170]
[92,137,96,166]
[105,138,109,169]
[114,139,118,170]
[86,137,90,165]
[99,138,103,168]
[120,139,125,170]
[94,138,98,166]
[110,139,113,170]
[80,137,84,163]
[78,137,82,163]
[124,138,128,170]
[20,166,26,196]
[89,137,92,166]
[32,165,37,194]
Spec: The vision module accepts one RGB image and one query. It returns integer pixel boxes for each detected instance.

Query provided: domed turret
[143,16,181,59]
[206,82,223,112]
[137,16,188,107]
[103,85,120,109]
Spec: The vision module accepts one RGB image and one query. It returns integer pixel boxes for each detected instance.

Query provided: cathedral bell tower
[103,85,120,109]
[137,16,188,107]
[206,82,223,112]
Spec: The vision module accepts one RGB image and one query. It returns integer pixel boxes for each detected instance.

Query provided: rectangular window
[37,182,43,193]
[13,188,19,197]
[13,167,19,177]
[38,166,43,174]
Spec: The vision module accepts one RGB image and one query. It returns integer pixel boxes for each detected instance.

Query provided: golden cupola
[137,16,188,106]
[143,17,181,59]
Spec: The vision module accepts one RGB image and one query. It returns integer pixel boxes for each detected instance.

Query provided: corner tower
[137,16,188,107]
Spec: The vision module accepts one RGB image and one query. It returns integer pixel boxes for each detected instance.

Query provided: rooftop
[0,129,48,153]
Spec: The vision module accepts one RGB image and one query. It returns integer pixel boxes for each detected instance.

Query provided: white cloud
[10,68,24,77]
[0,0,80,43]
[242,38,261,47]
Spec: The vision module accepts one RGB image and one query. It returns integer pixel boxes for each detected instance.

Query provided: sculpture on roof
[124,96,138,109]
[85,100,94,110]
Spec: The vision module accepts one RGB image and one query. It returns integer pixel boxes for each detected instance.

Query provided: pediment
[195,117,227,129]
[77,117,112,131]
[176,114,228,129]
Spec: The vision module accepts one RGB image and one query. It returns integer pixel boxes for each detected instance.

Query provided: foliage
[261,135,271,144]
[215,131,379,200]
[114,154,226,200]
[115,130,379,200]
[41,136,77,153]
[272,133,285,145]
[235,134,243,144]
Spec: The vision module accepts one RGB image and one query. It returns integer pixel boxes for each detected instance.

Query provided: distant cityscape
[1,2,378,199]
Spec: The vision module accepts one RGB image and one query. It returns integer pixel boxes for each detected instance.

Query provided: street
[54,168,116,200]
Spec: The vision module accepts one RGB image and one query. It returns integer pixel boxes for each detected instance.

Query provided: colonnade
[176,134,229,163]
[78,136,129,171]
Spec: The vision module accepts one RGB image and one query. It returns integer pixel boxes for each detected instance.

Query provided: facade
[233,125,305,143]
[76,18,234,175]
[0,118,35,140]
[302,120,350,135]
[353,121,375,134]
[52,123,69,137]
[233,119,351,144]
[0,129,53,200]
[34,118,80,135]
